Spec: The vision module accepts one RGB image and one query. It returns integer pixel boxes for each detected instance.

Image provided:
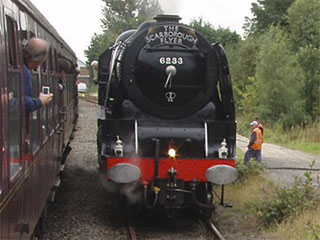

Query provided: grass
[237,119,320,155]
[219,159,320,240]
[264,121,320,155]
[266,206,320,240]
[215,169,276,239]
[87,84,98,93]
[78,85,98,98]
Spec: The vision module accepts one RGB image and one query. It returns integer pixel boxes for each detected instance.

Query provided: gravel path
[42,100,129,240]
[237,134,320,187]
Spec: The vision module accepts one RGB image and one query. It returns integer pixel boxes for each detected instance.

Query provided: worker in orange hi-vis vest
[244,121,263,165]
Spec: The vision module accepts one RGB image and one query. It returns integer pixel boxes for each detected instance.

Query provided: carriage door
[50,49,63,167]
[4,11,26,238]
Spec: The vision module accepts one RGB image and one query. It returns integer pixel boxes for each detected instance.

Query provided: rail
[79,95,98,104]
[207,220,225,240]
[127,220,137,240]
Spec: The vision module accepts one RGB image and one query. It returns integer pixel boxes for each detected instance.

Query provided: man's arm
[24,95,42,113]
[248,132,257,148]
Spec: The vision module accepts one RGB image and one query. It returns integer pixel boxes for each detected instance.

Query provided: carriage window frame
[54,50,60,128]
[6,15,18,69]
[19,10,27,31]
[5,14,23,182]
[31,72,41,154]
[48,47,53,73]
[0,86,3,195]
[41,72,49,143]
[48,47,55,134]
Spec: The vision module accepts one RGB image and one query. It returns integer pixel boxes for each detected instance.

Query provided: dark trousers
[244,148,262,164]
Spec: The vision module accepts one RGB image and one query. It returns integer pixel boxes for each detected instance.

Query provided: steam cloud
[158,0,183,14]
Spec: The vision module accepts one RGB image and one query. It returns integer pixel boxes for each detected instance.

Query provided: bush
[255,162,319,226]
[236,160,265,181]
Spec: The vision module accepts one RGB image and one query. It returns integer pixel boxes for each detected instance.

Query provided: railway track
[127,220,137,240]
[126,216,225,240]
[206,220,226,240]
[79,95,98,104]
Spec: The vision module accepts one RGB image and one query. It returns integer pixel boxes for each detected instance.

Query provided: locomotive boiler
[97,15,238,218]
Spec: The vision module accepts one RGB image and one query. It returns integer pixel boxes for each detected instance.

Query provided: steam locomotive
[97,15,238,218]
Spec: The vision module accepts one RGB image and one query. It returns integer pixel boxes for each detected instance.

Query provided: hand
[39,93,53,106]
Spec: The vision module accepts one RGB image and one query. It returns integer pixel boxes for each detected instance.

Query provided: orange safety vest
[251,127,263,150]
[258,122,264,136]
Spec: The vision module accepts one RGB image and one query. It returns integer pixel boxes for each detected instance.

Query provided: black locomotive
[97,15,238,218]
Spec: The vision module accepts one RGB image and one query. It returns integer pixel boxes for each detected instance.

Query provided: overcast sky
[30,0,255,62]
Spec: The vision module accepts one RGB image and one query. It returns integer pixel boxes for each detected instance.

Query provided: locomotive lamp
[168,148,176,158]
[167,139,177,158]
[114,136,123,157]
[218,138,228,159]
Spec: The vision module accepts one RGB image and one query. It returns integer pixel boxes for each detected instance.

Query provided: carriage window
[8,73,22,179]
[41,59,47,72]
[53,74,59,127]
[48,48,53,72]
[48,48,54,133]
[41,73,48,141]
[0,90,3,193]
[31,73,40,153]
[54,51,60,126]
[6,15,22,179]
[48,76,54,134]
[29,31,35,38]
[19,10,27,31]
[6,16,18,68]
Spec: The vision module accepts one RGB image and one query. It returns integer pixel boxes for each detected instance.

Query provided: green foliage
[189,18,241,47]
[227,37,261,113]
[85,0,162,65]
[85,32,117,65]
[287,0,320,121]
[305,222,320,240]
[237,114,320,155]
[236,158,265,181]
[287,0,320,50]
[254,26,305,128]
[234,0,320,127]
[255,162,319,226]
[101,0,162,34]
[296,46,320,120]
[244,0,294,35]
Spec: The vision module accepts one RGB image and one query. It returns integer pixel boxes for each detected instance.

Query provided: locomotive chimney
[154,14,181,23]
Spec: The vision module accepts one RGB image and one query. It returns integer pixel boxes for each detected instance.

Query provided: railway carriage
[97,15,238,218]
[0,0,78,239]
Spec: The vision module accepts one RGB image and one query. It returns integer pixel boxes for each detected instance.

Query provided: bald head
[23,38,49,67]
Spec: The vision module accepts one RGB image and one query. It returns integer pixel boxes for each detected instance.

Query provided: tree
[253,27,305,127]
[85,33,116,66]
[287,0,320,49]
[287,0,320,120]
[85,0,162,64]
[244,0,294,35]
[101,0,161,34]
[189,18,241,47]
[227,37,261,113]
